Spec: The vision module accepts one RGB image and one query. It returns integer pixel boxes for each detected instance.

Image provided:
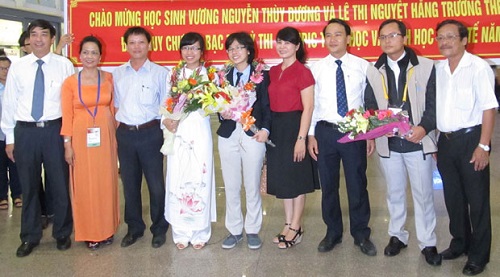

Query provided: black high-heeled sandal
[273,223,291,244]
[278,227,303,249]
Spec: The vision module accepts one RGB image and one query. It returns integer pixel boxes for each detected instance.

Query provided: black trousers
[14,120,72,243]
[315,124,371,242]
[116,124,169,236]
[437,127,491,266]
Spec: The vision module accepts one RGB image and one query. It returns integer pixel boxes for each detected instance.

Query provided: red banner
[67,0,500,66]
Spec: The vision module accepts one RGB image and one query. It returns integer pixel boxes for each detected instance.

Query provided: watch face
[479,144,490,151]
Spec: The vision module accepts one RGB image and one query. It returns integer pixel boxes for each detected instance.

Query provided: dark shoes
[317,235,342,253]
[16,242,39,257]
[384,236,407,256]
[421,246,442,266]
[152,234,166,248]
[120,233,143,248]
[56,236,71,251]
[440,247,465,260]
[462,261,485,276]
[354,238,377,256]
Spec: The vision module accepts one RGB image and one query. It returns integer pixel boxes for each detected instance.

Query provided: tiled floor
[1,114,499,277]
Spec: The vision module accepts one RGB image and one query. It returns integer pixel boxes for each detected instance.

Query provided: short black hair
[123,26,152,43]
[79,35,102,55]
[0,56,12,64]
[27,19,56,38]
[276,27,307,64]
[18,31,29,47]
[180,32,205,53]
[323,18,351,36]
[225,32,255,64]
[436,19,468,40]
[379,19,407,36]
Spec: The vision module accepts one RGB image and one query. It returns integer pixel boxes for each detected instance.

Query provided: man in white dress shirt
[1,19,75,257]
[434,19,498,276]
[308,18,376,256]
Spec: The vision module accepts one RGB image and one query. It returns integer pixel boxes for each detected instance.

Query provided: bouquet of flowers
[217,59,275,147]
[160,61,220,155]
[337,107,411,143]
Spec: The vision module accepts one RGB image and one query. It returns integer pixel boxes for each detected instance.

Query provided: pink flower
[377,111,388,120]
[250,72,263,84]
[363,110,371,119]
[178,192,204,215]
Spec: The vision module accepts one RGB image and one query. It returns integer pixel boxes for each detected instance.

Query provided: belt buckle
[36,121,45,128]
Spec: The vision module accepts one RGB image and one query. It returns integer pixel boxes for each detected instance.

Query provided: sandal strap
[289,226,301,234]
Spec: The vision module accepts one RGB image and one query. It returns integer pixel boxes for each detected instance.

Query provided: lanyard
[78,70,101,126]
[381,67,414,104]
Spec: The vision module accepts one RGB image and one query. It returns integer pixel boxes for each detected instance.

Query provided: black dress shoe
[384,236,407,256]
[355,238,377,256]
[463,261,485,276]
[16,242,39,257]
[152,234,166,248]
[56,236,71,250]
[317,235,342,252]
[121,233,143,248]
[440,247,464,260]
[421,246,442,266]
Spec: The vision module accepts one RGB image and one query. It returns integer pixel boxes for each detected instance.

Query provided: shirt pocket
[139,85,159,106]
[48,81,63,101]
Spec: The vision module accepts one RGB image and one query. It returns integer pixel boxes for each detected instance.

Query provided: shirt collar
[29,52,52,65]
[327,52,348,65]
[125,59,152,72]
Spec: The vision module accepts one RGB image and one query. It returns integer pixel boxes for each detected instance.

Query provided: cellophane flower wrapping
[337,107,411,143]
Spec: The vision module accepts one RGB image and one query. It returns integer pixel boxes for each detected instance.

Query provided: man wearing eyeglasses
[435,19,497,276]
[113,26,169,249]
[364,19,441,266]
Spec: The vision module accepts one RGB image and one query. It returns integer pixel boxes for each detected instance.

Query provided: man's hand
[406,125,426,144]
[307,135,318,161]
[5,144,14,162]
[367,139,375,156]
[470,147,489,171]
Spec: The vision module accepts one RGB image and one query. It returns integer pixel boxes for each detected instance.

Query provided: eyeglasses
[226,46,246,53]
[181,46,201,52]
[0,67,9,71]
[22,43,30,47]
[379,33,403,41]
[436,34,460,42]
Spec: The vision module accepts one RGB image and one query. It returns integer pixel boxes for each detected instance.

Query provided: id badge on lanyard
[87,127,101,147]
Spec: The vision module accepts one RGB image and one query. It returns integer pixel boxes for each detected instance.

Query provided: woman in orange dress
[61,36,119,250]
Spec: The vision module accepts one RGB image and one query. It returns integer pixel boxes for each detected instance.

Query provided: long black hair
[276,27,306,63]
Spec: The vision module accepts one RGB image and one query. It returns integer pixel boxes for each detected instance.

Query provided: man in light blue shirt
[113,26,169,249]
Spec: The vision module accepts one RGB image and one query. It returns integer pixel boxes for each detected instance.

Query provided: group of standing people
[0,16,497,277]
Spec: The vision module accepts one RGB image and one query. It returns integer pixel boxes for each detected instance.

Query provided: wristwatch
[297,135,305,140]
[478,143,490,151]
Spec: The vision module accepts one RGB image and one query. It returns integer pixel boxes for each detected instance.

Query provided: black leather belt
[119,119,160,131]
[318,120,340,129]
[16,118,62,128]
[441,125,480,140]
